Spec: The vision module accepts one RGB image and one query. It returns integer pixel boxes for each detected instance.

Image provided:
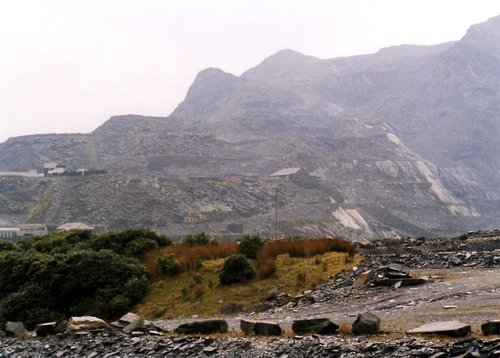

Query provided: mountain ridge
[2,15,500,239]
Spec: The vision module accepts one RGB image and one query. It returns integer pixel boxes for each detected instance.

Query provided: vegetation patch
[0,228,171,329]
[135,240,360,319]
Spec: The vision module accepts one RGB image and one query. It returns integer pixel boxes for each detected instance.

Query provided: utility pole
[275,188,278,240]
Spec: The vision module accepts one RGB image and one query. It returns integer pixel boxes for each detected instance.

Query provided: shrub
[219,255,255,285]
[0,240,17,252]
[157,255,180,276]
[90,228,171,258]
[108,295,132,316]
[0,248,149,329]
[183,232,213,246]
[237,234,265,259]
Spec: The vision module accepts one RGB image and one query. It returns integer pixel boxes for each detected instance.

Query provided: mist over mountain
[2,16,500,239]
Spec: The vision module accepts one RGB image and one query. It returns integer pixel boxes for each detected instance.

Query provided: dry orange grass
[261,237,356,259]
[255,237,356,279]
[144,243,237,278]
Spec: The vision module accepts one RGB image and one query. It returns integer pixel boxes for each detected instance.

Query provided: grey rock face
[3,16,500,238]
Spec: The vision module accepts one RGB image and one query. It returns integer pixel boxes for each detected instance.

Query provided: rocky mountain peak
[241,49,327,85]
[172,67,241,119]
[460,15,500,55]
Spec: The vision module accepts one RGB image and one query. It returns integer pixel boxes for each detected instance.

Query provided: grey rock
[65,316,108,333]
[352,270,374,287]
[35,322,57,337]
[174,319,228,334]
[122,318,145,334]
[481,320,500,335]
[5,321,28,338]
[407,320,471,337]
[351,313,381,335]
[240,319,282,336]
[291,318,339,335]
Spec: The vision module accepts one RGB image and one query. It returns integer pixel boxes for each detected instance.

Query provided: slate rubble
[2,330,500,357]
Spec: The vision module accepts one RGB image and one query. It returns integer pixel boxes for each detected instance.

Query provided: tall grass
[144,243,237,278]
[256,237,356,278]
[260,237,356,259]
[144,237,356,280]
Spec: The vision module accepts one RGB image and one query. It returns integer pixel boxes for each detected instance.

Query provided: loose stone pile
[363,231,500,269]
[2,330,500,357]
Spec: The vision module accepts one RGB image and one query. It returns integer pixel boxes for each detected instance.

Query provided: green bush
[89,228,171,258]
[0,240,17,252]
[0,228,172,330]
[219,254,255,285]
[237,234,265,259]
[16,228,171,258]
[157,255,180,276]
[0,249,149,329]
[183,232,214,246]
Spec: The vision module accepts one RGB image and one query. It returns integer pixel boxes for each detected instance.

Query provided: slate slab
[240,319,282,336]
[407,321,471,337]
[175,319,228,334]
[291,318,339,335]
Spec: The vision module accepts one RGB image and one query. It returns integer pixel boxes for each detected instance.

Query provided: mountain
[2,16,500,239]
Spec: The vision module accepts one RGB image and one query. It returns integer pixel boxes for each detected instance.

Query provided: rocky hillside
[2,16,500,238]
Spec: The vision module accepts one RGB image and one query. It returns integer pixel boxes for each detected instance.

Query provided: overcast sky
[1,0,500,143]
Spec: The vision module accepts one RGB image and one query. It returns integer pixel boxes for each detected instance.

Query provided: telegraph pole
[275,188,278,240]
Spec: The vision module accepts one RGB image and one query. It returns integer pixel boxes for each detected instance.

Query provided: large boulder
[175,320,228,334]
[65,316,108,333]
[240,319,282,336]
[351,313,381,335]
[292,318,339,335]
[5,322,28,338]
[481,320,500,335]
[407,321,471,337]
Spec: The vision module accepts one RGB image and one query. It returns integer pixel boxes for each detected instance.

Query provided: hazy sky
[2,0,500,143]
